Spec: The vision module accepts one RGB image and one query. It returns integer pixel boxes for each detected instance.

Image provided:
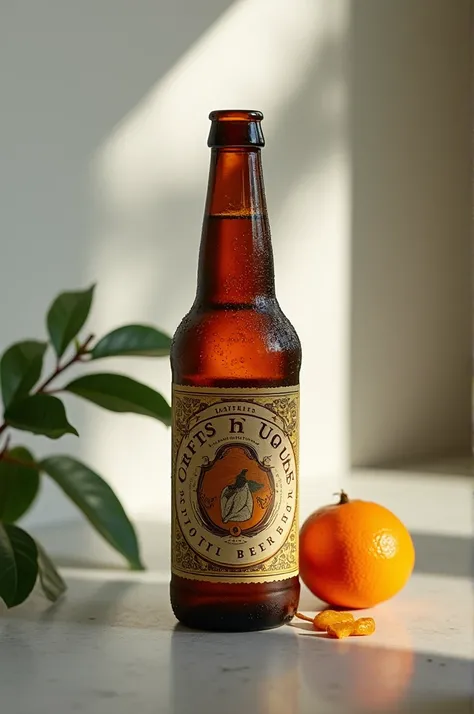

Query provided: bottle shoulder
[171,302,301,385]
[172,302,300,353]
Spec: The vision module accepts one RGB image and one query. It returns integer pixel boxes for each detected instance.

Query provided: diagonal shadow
[411,532,472,579]
[0,0,238,528]
[348,0,471,466]
[171,626,473,714]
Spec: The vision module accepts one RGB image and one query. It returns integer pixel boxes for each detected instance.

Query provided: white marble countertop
[0,466,472,714]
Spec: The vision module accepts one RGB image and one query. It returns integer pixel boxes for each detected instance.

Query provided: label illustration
[172,385,299,583]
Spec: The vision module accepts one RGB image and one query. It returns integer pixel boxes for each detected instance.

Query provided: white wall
[350,0,472,466]
[0,0,470,529]
[2,0,351,526]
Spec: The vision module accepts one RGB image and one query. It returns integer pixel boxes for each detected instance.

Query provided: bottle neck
[196,148,276,307]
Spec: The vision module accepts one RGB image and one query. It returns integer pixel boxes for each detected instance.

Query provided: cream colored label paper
[172,385,299,583]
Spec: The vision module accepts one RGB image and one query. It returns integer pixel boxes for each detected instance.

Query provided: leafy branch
[36,333,94,393]
[0,334,93,446]
[0,285,172,608]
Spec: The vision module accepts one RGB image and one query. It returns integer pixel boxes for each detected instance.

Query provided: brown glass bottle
[170,110,301,631]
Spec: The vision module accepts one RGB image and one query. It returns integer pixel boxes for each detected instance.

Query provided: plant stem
[0,435,11,459]
[1,453,40,470]
[36,334,94,393]
[0,333,94,456]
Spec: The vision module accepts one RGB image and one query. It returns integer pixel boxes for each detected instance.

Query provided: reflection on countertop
[1,467,472,714]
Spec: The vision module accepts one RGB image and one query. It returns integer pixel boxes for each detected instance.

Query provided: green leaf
[64,373,171,426]
[5,394,78,439]
[47,285,95,358]
[0,340,47,408]
[36,541,66,602]
[40,455,143,570]
[0,447,39,522]
[0,524,38,608]
[248,480,263,493]
[91,325,172,359]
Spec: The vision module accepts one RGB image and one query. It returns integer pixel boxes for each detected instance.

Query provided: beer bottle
[170,110,301,631]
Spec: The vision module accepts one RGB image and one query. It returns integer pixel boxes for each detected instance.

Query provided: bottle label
[172,385,299,584]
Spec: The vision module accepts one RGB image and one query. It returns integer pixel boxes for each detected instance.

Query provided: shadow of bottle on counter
[170,625,300,714]
[298,630,472,714]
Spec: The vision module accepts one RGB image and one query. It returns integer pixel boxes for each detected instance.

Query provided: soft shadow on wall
[349,0,472,468]
[4,0,470,536]
[0,0,351,528]
[81,0,351,522]
[1,0,235,526]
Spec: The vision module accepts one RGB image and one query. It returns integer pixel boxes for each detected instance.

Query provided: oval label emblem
[197,443,275,538]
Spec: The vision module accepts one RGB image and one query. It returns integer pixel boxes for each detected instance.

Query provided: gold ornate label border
[171,384,299,584]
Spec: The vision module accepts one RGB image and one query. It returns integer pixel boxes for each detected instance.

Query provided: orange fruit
[299,491,415,608]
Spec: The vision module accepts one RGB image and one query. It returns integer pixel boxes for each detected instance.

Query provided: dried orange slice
[313,610,354,631]
[327,621,355,639]
[295,611,376,639]
[352,617,376,636]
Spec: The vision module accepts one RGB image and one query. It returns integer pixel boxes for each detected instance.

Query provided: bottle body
[170,111,301,631]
